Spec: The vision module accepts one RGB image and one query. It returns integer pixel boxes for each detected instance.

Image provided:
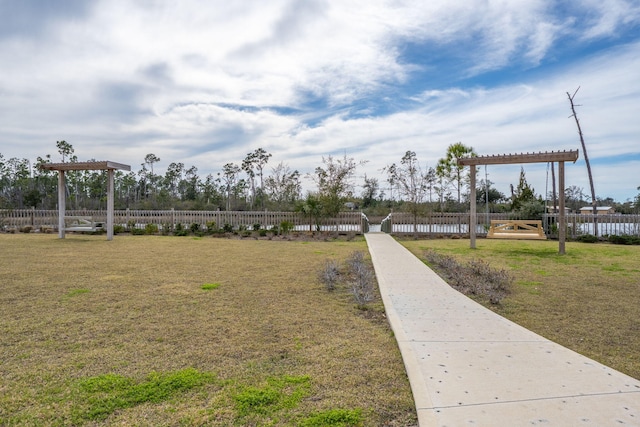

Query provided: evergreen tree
[511,167,538,211]
[435,142,476,205]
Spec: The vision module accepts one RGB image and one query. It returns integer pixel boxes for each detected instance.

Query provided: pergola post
[559,161,566,255]
[58,170,66,239]
[107,169,115,241]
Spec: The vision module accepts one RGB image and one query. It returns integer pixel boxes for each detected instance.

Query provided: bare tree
[361,174,380,208]
[309,154,364,221]
[567,87,598,236]
[241,154,256,209]
[264,161,301,210]
[243,148,272,209]
[384,151,429,233]
[221,163,241,211]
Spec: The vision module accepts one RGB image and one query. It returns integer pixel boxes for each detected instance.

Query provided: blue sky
[1,0,639,202]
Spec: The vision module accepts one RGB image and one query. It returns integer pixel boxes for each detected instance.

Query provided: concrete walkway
[365,233,640,426]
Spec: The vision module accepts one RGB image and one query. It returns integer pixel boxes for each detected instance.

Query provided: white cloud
[0,0,638,202]
[290,40,640,200]
[577,0,640,40]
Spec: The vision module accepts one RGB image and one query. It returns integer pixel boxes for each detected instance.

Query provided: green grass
[73,368,216,422]
[0,234,416,426]
[201,282,221,290]
[301,409,363,426]
[400,238,640,379]
[65,288,90,297]
[232,375,311,420]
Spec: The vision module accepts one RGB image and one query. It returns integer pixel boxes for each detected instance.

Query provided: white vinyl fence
[380,212,640,238]
[3,209,639,238]
[0,208,369,233]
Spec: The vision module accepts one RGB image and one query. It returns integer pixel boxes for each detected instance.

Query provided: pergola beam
[40,160,131,241]
[40,160,131,172]
[458,150,579,166]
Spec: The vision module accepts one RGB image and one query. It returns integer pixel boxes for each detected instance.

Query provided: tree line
[1,141,639,216]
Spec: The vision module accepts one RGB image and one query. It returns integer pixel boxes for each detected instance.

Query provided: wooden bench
[487,219,546,240]
[64,216,104,232]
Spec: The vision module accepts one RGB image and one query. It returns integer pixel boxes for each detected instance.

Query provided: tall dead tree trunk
[567,87,598,236]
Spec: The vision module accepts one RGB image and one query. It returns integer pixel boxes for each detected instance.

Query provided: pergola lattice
[457,150,579,254]
[40,161,131,241]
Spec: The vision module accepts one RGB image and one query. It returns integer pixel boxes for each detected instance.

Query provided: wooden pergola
[40,161,131,241]
[457,150,579,254]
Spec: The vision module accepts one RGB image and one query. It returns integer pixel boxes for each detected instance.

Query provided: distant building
[579,206,615,215]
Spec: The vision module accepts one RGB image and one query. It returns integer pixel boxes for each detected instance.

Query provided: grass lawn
[400,238,640,380]
[0,234,417,426]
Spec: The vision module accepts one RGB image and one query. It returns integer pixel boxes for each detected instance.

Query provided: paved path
[365,233,640,426]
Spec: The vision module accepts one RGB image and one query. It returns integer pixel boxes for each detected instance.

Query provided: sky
[1,0,639,203]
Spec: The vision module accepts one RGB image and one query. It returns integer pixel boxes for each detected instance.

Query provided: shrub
[131,227,146,235]
[345,251,375,305]
[280,221,294,234]
[465,258,513,304]
[222,223,234,233]
[259,229,268,237]
[608,234,640,245]
[174,223,189,236]
[317,251,376,305]
[575,234,598,243]
[511,200,545,221]
[40,225,54,233]
[253,223,261,231]
[190,223,200,233]
[113,224,125,234]
[319,259,340,291]
[144,223,159,235]
[205,221,217,233]
[19,226,32,233]
[424,249,512,304]
[159,223,171,235]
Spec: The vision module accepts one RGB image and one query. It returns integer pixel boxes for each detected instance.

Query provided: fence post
[360,213,369,233]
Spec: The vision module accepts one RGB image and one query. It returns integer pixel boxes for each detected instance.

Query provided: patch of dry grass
[400,238,640,380]
[0,234,416,426]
